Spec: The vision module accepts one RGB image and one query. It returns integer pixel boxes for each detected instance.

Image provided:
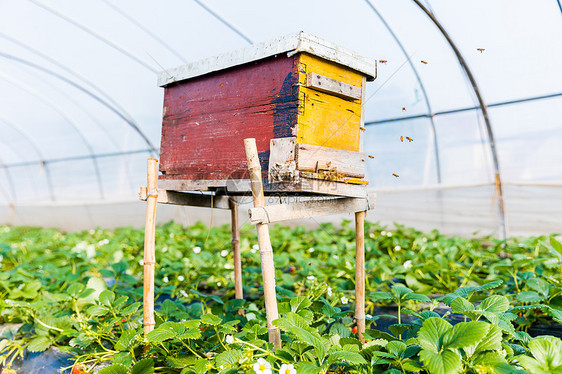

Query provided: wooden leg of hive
[143,158,158,340]
[229,199,245,316]
[244,138,282,349]
[355,210,366,343]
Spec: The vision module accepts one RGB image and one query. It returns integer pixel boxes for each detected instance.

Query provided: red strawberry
[352,326,358,334]
[71,365,90,374]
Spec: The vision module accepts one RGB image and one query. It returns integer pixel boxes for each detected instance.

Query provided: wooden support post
[244,138,282,349]
[354,210,366,343]
[230,199,245,315]
[143,158,158,337]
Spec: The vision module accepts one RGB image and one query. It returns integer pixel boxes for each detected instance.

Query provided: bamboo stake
[143,158,158,337]
[230,199,245,316]
[244,138,282,349]
[354,210,366,343]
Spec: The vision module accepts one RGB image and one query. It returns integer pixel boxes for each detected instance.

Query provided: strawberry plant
[0,223,561,373]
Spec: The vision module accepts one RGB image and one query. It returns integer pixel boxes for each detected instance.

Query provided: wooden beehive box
[157,32,377,197]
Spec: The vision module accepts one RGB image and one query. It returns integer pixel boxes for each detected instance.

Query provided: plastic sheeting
[0,0,561,236]
[2,184,560,237]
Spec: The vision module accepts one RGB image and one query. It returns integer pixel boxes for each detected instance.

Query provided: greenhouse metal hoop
[410,0,506,238]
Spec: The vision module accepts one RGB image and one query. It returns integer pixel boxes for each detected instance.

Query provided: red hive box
[157,32,377,197]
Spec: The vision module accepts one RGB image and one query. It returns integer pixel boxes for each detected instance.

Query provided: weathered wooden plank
[299,171,368,185]
[139,186,231,209]
[306,72,361,100]
[268,137,297,183]
[248,192,376,224]
[295,143,365,178]
[265,177,367,197]
[158,177,367,197]
[158,178,251,192]
[159,54,299,180]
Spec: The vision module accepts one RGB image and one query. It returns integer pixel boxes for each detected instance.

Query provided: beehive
[157,32,377,197]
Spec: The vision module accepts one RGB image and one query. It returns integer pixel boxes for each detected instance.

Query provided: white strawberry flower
[86,244,96,258]
[163,276,169,283]
[394,245,401,251]
[253,358,272,374]
[75,241,88,250]
[341,296,348,305]
[193,246,201,254]
[279,364,296,374]
[403,260,413,269]
[221,250,229,257]
[327,287,333,296]
[225,335,234,344]
[178,275,185,281]
[307,275,315,281]
[308,247,314,253]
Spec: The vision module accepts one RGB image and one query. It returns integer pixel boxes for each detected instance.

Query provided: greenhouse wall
[2,182,560,237]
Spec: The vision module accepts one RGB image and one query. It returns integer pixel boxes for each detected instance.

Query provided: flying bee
[406,136,413,142]
[392,173,399,178]
[477,48,485,53]
[368,155,374,159]
[400,136,404,142]
[379,59,388,63]
[421,60,428,64]
[402,107,406,112]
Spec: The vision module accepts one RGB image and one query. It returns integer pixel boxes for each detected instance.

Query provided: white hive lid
[158,31,377,87]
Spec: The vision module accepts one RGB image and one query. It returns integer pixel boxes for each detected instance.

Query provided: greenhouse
[1,1,561,373]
